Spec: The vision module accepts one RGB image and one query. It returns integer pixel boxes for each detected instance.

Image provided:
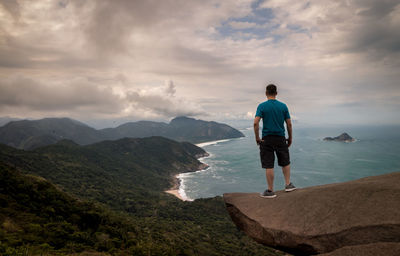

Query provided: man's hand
[285,118,293,148]
[286,137,292,147]
[254,116,263,146]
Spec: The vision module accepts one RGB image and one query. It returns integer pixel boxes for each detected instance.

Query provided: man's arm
[285,118,292,147]
[254,116,263,145]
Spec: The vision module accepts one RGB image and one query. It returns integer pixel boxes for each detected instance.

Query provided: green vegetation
[0,137,282,255]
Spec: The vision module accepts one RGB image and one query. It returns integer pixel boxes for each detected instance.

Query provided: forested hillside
[0,138,282,255]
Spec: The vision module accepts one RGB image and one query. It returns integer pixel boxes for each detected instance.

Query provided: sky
[0,0,399,128]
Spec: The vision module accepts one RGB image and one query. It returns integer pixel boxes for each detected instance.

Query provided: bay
[179,125,400,200]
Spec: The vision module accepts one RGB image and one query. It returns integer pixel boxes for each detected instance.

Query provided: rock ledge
[224,172,400,255]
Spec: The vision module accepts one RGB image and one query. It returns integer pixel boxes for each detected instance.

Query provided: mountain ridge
[0,116,244,150]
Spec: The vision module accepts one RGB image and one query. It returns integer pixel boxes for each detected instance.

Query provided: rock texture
[323,132,355,142]
[319,242,400,256]
[224,172,400,255]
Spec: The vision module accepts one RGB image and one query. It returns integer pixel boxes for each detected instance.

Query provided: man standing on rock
[254,84,296,198]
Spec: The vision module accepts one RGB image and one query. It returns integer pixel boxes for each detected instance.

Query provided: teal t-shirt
[255,99,290,137]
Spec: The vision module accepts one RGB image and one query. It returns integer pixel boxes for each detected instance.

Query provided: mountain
[0,162,150,255]
[0,138,280,255]
[323,132,355,142]
[166,116,245,143]
[0,136,206,213]
[0,117,21,127]
[101,120,169,139]
[101,116,245,144]
[0,118,104,150]
[0,116,244,150]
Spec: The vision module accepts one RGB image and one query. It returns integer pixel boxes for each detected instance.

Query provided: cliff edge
[223,172,400,255]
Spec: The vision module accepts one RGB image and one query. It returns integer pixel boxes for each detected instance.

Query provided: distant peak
[172,116,194,120]
[170,116,196,123]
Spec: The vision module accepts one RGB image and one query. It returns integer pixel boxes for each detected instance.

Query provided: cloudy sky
[0,0,399,127]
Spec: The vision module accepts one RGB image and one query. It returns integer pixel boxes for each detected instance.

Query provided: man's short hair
[266,84,277,95]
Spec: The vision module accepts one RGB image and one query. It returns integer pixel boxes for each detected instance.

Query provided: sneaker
[260,189,277,198]
[285,182,296,192]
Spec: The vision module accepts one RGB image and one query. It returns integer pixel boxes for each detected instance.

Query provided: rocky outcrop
[223,172,400,255]
[319,242,400,256]
[323,132,355,142]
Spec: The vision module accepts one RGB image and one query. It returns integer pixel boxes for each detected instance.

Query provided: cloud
[229,21,258,29]
[0,0,20,21]
[0,75,124,115]
[0,74,204,120]
[0,0,398,125]
[125,82,206,118]
[165,80,176,96]
[259,0,400,66]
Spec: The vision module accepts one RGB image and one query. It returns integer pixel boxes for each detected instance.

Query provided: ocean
[178,124,400,201]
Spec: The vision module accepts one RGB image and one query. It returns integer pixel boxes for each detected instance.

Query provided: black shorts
[259,135,290,168]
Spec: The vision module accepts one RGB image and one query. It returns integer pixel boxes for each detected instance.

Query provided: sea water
[178,125,400,200]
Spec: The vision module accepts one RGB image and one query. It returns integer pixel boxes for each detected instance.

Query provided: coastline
[165,159,209,201]
[165,188,185,201]
[164,138,234,201]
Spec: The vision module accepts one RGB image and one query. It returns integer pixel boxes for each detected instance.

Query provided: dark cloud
[80,0,199,56]
[0,0,20,21]
[126,84,206,118]
[0,0,398,124]
[0,75,124,113]
[165,80,176,96]
[344,1,400,57]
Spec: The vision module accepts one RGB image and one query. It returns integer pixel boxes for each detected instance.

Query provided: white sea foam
[177,173,193,201]
[239,127,252,132]
[198,152,213,161]
[176,153,213,200]
[196,139,231,147]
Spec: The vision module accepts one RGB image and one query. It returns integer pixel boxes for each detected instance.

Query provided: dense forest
[0,137,283,255]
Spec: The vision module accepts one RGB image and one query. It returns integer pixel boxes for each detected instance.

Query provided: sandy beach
[164,150,210,201]
[164,174,186,201]
[165,189,185,200]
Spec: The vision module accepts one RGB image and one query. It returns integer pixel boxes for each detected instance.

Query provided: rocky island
[323,132,355,142]
[223,172,400,255]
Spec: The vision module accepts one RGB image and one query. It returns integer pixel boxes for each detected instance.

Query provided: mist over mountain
[0,116,244,150]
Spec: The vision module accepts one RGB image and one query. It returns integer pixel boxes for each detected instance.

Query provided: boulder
[223,172,400,255]
[319,242,400,256]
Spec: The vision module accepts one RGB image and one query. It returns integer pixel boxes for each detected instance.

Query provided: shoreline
[165,188,185,200]
[164,154,211,201]
[164,138,235,201]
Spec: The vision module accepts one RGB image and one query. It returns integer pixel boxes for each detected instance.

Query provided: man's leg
[282,164,290,185]
[282,164,296,191]
[266,168,274,191]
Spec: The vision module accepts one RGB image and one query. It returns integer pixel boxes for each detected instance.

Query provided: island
[323,132,355,142]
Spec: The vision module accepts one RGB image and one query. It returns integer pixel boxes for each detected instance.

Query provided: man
[254,84,296,198]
